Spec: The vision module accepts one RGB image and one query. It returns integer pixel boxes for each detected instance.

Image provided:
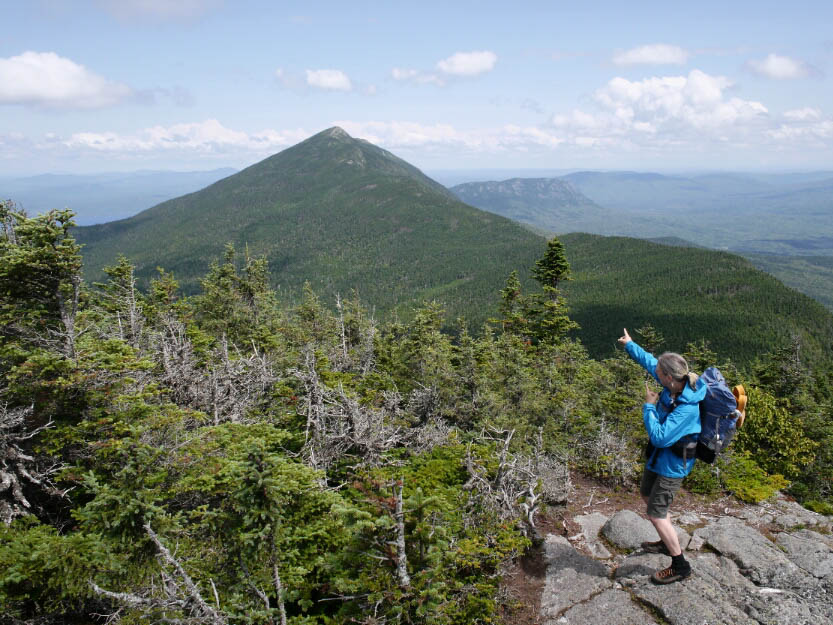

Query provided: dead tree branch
[91,524,227,625]
[463,427,570,530]
[156,320,276,424]
[0,402,66,525]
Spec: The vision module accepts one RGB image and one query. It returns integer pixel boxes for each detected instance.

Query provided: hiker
[617,328,706,584]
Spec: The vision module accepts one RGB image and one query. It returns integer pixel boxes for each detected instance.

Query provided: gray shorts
[640,469,682,519]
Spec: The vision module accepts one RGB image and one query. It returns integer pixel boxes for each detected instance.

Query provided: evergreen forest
[2,201,832,624]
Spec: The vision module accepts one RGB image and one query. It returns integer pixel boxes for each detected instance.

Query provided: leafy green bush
[0,518,122,619]
[684,460,723,496]
[722,451,788,503]
[802,500,833,516]
[735,386,817,479]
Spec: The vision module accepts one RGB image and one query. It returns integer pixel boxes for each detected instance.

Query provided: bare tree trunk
[336,295,349,367]
[394,480,411,589]
[272,562,287,625]
[56,274,81,360]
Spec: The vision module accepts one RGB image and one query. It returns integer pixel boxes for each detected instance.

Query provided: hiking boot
[651,564,691,584]
[641,539,670,555]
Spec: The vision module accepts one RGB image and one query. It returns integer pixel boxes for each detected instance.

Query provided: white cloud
[5,103,833,175]
[305,69,352,91]
[783,107,822,121]
[392,68,419,80]
[0,51,132,108]
[590,70,767,133]
[747,53,812,79]
[332,120,562,153]
[390,67,444,86]
[390,51,497,87]
[543,69,784,155]
[63,119,307,154]
[613,44,689,66]
[436,51,497,76]
[767,119,833,143]
[768,108,833,144]
[334,121,468,148]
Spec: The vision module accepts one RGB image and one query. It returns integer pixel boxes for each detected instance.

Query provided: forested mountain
[449,178,613,234]
[560,234,833,368]
[457,171,833,313]
[452,170,833,255]
[74,127,545,328]
[72,129,833,370]
[742,253,833,311]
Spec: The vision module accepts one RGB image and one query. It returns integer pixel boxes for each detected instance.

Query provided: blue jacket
[625,341,706,478]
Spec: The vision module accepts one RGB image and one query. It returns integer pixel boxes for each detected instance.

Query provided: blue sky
[2,0,833,175]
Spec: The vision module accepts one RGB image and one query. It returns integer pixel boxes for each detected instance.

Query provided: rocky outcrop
[541,494,833,625]
[540,535,612,619]
[601,509,691,551]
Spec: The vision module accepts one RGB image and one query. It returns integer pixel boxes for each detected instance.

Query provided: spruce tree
[531,237,571,296]
[528,238,578,343]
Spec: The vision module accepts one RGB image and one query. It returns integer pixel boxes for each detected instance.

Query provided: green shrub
[722,451,788,503]
[803,500,833,516]
[684,460,723,496]
[735,386,817,479]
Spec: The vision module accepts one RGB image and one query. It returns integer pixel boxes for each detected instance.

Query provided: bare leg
[649,515,682,556]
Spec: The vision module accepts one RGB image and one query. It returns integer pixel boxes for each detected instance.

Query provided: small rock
[687,533,705,551]
[602,509,690,551]
[574,512,612,559]
[677,512,701,526]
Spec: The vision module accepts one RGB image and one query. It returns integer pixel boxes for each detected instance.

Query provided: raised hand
[618,328,632,346]
[645,381,659,405]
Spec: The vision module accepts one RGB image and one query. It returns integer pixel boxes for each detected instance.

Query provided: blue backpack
[671,367,745,463]
[695,367,743,463]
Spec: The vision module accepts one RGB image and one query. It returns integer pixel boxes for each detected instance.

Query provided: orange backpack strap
[733,385,747,427]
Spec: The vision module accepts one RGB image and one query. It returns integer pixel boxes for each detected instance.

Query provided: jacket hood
[683,377,709,403]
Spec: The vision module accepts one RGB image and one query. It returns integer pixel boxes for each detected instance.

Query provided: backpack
[671,367,747,464]
[694,367,746,464]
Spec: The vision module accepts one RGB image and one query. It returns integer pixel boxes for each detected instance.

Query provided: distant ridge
[450,177,614,234]
[74,127,545,327]
[645,236,706,249]
[460,170,833,311]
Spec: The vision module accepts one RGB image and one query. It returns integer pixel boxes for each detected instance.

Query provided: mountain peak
[319,126,352,141]
[74,128,543,329]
